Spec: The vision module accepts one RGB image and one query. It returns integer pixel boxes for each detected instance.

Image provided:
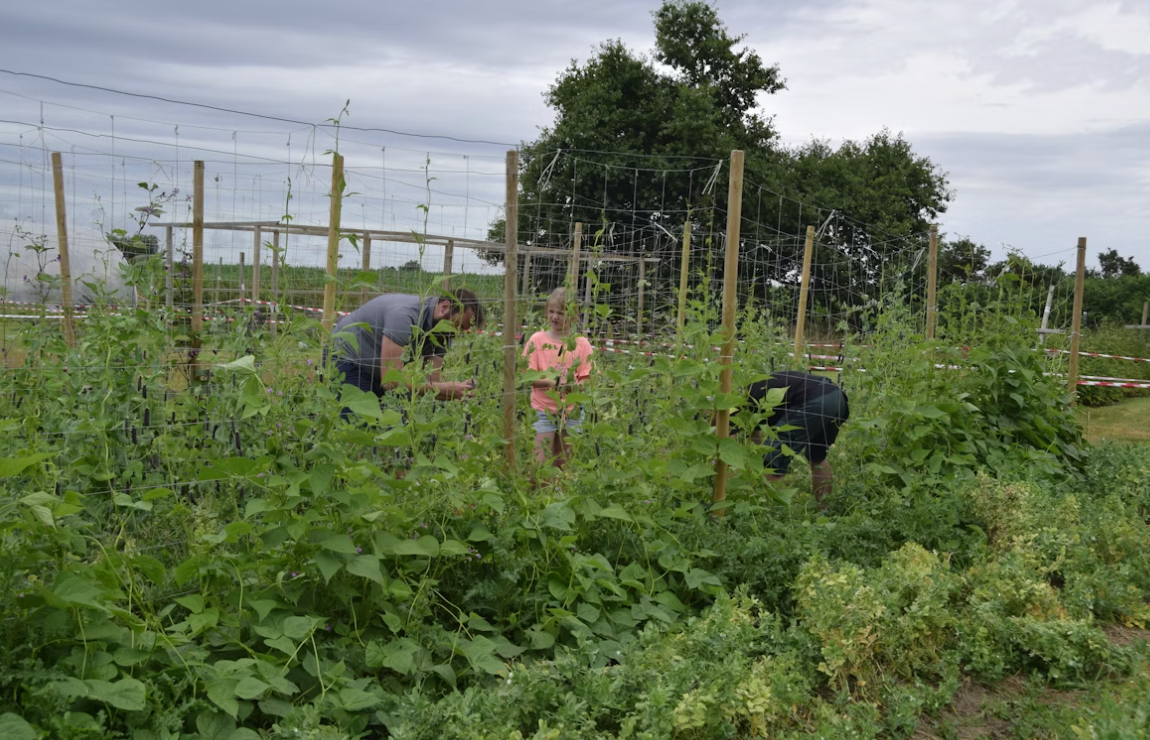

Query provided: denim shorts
[534,408,584,435]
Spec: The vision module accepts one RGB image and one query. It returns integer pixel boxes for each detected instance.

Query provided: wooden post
[192,161,204,339]
[502,150,519,470]
[322,153,344,333]
[50,152,76,347]
[360,233,372,308]
[443,238,454,290]
[568,223,582,290]
[793,225,816,362]
[252,226,262,304]
[712,150,745,509]
[270,229,280,337]
[165,225,174,310]
[582,257,593,331]
[677,220,691,350]
[1067,237,1087,402]
[925,223,939,340]
[1037,284,1056,346]
[520,249,532,314]
[216,258,223,302]
[636,257,646,337]
[1142,301,1148,327]
[239,252,246,295]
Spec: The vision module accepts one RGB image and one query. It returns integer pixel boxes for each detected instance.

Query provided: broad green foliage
[0,255,1148,737]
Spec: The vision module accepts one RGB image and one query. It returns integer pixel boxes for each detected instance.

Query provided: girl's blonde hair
[545,288,580,329]
[545,287,573,313]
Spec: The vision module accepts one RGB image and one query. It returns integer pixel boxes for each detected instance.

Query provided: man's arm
[378,338,470,400]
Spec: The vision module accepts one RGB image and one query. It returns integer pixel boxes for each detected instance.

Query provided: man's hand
[434,380,475,401]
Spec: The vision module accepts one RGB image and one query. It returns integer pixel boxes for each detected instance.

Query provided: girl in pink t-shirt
[522,288,594,472]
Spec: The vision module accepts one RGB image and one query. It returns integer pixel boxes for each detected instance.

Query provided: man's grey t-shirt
[333,295,450,378]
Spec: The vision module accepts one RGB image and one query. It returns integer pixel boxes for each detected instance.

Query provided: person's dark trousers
[324,351,383,422]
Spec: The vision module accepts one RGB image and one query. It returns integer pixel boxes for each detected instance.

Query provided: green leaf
[264,635,295,655]
[440,538,468,556]
[346,554,384,585]
[365,638,419,674]
[206,679,240,717]
[339,688,382,711]
[249,599,279,622]
[188,608,220,635]
[217,355,257,374]
[428,663,457,687]
[86,677,146,711]
[49,572,105,610]
[233,677,269,700]
[527,629,555,650]
[112,647,152,666]
[319,535,358,555]
[467,525,494,542]
[339,385,389,420]
[393,535,439,557]
[685,568,721,590]
[653,590,686,613]
[282,616,315,640]
[131,555,166,584]
[597,505,633,522]
[0,453,52,477]
[197,709,236,739]
[312,551,343,583]
[577,602,601,624]
[461,637,505,675]
[0,713,36,740]
[176,594,205,614]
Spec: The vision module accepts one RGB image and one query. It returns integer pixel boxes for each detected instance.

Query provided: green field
[1079,396,1150,444]
[2,286,1150,740]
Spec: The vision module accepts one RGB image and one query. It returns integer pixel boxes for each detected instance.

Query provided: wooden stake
[192,160,204,336]
[925,223,939,340]
[568,223,582,290]
[239,252,246,294]
[50,152,76,347]
[1142,300,1148,327]
[582,258,593,331]
[216,258,223,302]
[503,150,519,470]
[322,153,344,333]
[252,227,262,304]
[712,150,745,509]
[165,225,174,310]
[443,238,454,290]
[793,225,816,362]
[637,257,646,337]
[520,249,532,316]
[677,221,691,350]
[361,233,372,308]
[1067,237,1087,403]
[270,229,280,337]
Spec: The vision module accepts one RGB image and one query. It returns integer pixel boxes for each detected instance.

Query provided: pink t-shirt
[522,331,594,414]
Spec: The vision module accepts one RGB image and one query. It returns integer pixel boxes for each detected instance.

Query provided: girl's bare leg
[534,432,557,467]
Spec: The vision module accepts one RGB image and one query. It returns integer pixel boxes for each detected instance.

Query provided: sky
[1,0,1148,278]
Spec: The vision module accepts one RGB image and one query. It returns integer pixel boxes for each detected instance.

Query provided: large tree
[1093,248,1141,279]
[490,0,952,321]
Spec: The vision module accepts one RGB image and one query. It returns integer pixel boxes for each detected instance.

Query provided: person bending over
[330,289,482,419]
[745,371,850,505]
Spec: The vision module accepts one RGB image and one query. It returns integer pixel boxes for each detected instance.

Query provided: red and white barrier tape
[1045,348,1150,363]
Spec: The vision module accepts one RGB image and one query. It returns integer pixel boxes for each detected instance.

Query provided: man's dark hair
[441,288,484,328]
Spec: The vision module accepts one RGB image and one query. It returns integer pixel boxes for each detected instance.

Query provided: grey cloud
[917,123,1150,265]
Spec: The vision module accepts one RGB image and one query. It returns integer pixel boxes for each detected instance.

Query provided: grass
[1078,396,1150,444]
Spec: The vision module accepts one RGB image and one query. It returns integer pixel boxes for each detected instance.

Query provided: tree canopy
[488,0,953,318]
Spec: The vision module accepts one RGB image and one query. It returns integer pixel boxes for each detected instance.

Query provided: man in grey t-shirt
[330,289,483,415]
